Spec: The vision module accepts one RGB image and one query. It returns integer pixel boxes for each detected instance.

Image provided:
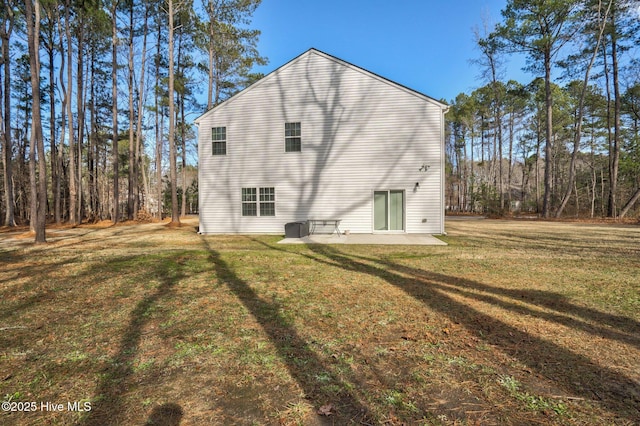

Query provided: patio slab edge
[277,234,447,246]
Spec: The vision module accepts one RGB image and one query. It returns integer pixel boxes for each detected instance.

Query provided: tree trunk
[619,188,640,219]
[207,0,215,110]
[157,108,163,218]
[542,49,553,218]
[40,6,59,225]
[607,8,621,218]
[521,158,529,209]
[590,132,596,218]
[535,109,541,214]
[112,0,120,224]
[29,112,37,232]
[462,124,468,211]
[135,5,149,215]
[181,104,187,218]
[48,27,60,224]
[89,52,98,221]
[496,101,503,212]
[25,0,47,243]
[167,0,180,225]
[55,8,67,222]
[155,11,163,219]
[16,119,28,222]
[491,119,497,197]
[470,123,474,211]
[214,54,222,106]
[176,24,187,218]
[1,3,15,227]
[507,111,513,211]
[127,2,136,221]
[574,179,579,217]
[75,12,85,224]
[64,0,77,224]
[590,166,596,218]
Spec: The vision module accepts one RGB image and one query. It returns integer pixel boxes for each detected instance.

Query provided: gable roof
[194,48,448,125]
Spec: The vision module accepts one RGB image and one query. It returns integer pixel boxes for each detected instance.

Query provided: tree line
[445,0,640,219]
[0,0,265,242]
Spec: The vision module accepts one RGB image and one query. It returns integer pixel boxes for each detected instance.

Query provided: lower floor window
[259,187,276,216]
[242,188,257,216]
[242,187,275,216]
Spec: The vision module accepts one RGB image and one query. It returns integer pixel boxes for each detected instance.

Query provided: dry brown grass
[0,217,638,425]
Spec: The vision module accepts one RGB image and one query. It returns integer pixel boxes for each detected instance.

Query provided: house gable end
[194,48,447,125]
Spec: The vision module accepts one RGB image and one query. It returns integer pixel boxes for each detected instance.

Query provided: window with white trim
[285,122,301,152]
[212,127,226,155]
[242,188,257,216]
[242,187,275,216]
[259,187,275,216]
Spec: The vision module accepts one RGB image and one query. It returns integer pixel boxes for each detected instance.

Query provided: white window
[212,127,226,155]
[242,188,257,216]
[242,187,275,216]
[259,187,275,216]
[285,122,301,152]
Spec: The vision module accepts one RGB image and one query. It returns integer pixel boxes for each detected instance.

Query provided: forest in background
[0,0,265,242]
[445,0,640,219]
[3,1,640,245]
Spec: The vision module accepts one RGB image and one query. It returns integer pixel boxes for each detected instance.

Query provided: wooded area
[0,0,265,242]
[3,1,640,245]
[445,0,640,219]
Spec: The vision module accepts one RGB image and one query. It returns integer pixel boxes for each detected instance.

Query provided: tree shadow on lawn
[144,402,184,426]
[0,251,82,286]
[0,253,84,321]
[200,237,373,424]
[82,254,187,426]
[366,253,640,349]
[301,244,640,423]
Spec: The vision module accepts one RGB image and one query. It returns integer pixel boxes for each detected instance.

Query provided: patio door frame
[373,189,405,233]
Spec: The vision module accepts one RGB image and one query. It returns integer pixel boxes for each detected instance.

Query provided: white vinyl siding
[197,49,446,234]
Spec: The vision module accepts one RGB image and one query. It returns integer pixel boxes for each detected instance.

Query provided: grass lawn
[1,217,639,425]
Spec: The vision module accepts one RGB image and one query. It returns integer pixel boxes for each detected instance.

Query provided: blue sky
[249,0,529,103]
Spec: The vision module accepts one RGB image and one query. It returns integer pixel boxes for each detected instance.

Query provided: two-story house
[195,48,448,235]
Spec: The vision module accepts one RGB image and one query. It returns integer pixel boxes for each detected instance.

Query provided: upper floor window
[212,127,226,155]
[285,122,301,152]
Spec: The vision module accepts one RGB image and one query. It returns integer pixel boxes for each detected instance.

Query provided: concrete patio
[277,233,447,245]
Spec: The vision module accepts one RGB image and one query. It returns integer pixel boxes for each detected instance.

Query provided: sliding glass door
[374,190,404,231]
